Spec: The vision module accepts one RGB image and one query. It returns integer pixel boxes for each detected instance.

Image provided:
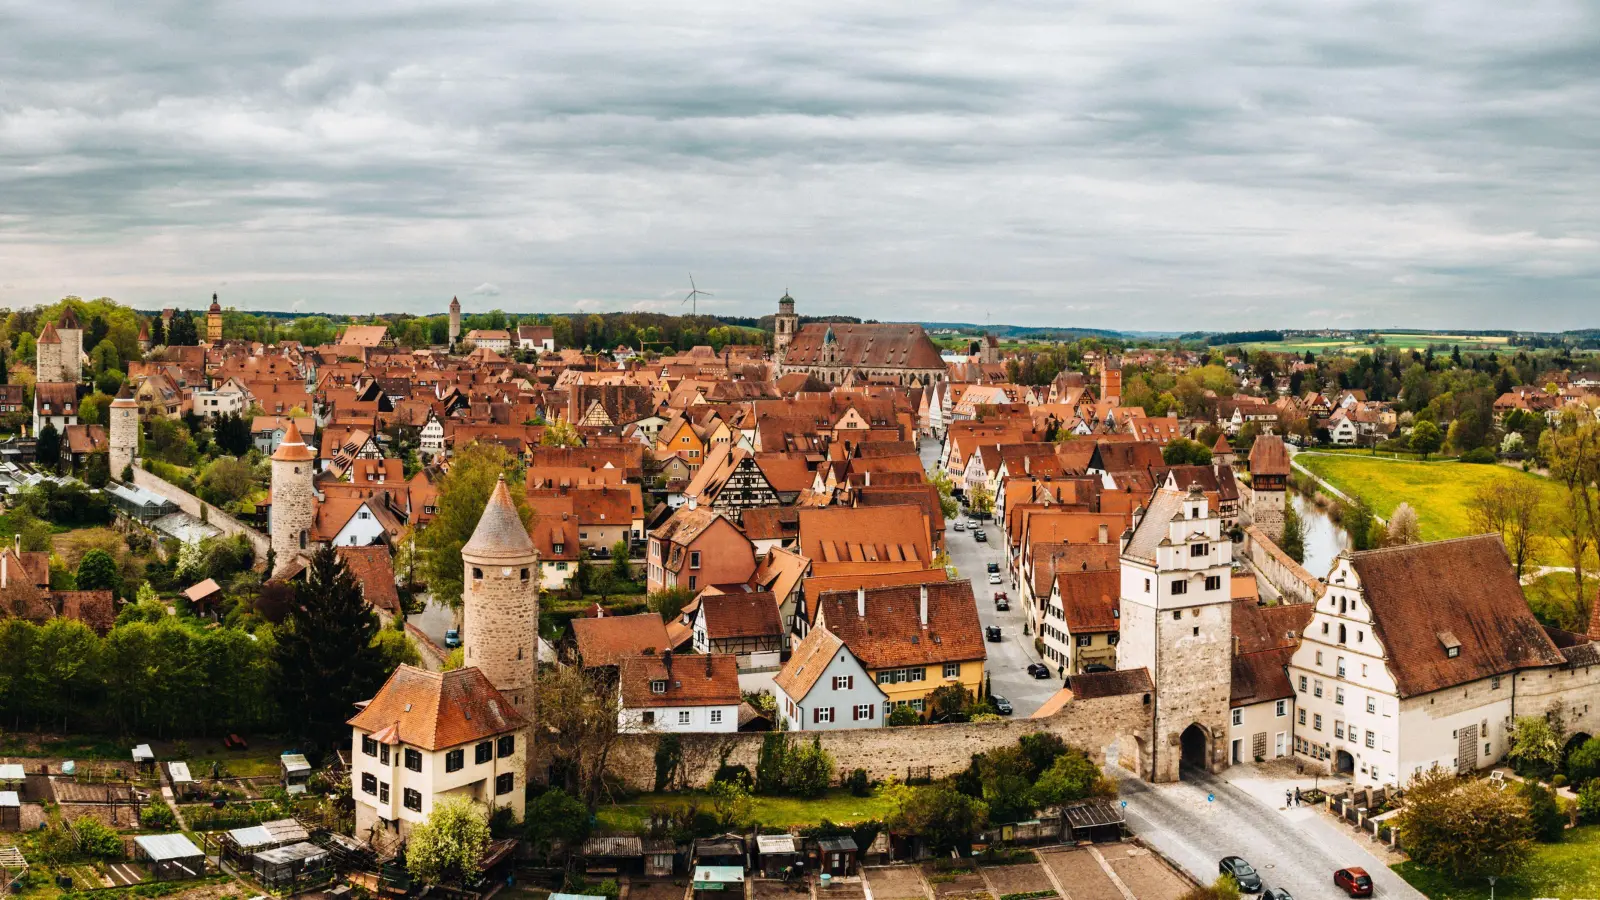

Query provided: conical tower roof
[111,383,138,407]
[38,322,60,344]
[271,418,315,462]
[463,475,535,561]
[58,307,80,330]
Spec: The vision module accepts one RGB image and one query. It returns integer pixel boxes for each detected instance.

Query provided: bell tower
[773,293,798,361]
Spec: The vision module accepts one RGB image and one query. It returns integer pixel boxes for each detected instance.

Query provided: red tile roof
[348,665,528,750]
[618,653,740,708]
[700,591,782,640]
[814,580,985,670]
[572,613,672,668]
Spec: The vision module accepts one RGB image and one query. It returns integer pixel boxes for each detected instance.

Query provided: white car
[988,572,1002,584]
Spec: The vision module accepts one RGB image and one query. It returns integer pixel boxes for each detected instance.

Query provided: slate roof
[348,665,527,750]
[1353,535,1565,697]
[463,476,535,561]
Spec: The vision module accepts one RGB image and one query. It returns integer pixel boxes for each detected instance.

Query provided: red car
[1334,868,1373,897]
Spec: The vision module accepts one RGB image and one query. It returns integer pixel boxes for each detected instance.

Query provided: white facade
[192,381,249,419]
[331,501,391,547]
[618,700,739,734]
[773,648,885,731]
[350,727,526,840]
[1228,699,1292,765]
[419,416,446,459]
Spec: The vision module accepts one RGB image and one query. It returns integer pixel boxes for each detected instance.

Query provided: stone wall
[130,464,270,564]
[591,689,1154,791]
[461,557,540,715]
[1243,525,1322,606]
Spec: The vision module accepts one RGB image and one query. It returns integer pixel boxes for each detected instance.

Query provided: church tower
[1117,484,1234,782]
[1100,355,1122,406]
[449,296,462,347]
[207,294,224,344]
[56,308,83,385]
[773,293,798,361]
[109,385,139,481]
[461,475,540,711]
[269,419,316,575]
[35,322,64,384]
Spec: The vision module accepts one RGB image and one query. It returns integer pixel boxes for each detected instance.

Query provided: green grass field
[1393,825,1600,900]
[596,788,895,833]
[1241,332,1511,356]
[1295,454,1562,544]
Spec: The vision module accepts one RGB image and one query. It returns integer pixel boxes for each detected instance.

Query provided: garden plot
[923,864,990,900]
[50,778,138,804]
[1096,845,1188,900]
[979,862,1056,898]
[1036,849,1120,900]
[865,865,930,900]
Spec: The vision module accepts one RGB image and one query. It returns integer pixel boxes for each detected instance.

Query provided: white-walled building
[1116,484,1234,782]
[192,377,250,419]
[617,653,740,733]
[772,627,887,731]
[347,666,528,846]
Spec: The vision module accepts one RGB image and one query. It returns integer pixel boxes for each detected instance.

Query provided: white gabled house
[617,652,740,733]
[772,626,886,730]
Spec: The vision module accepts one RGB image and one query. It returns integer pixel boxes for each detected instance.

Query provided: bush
[1579,780,1600,824]
[140,805,177,830]
[1520,781,1565,842]
[1566,737,1600,785]
[72,815,124,859]
[847,768,871,797]
[887,705,922,726]
[713,764,753,789]
[1460,448,1497,464]
[1552,774,1568,789]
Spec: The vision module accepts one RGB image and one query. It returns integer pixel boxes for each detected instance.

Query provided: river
[1292,491,1349,578]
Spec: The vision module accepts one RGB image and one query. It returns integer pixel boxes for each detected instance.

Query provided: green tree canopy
[272,545,387,742]
[415,443,534,608]
[75,549,122,598]
[406,797,491,886]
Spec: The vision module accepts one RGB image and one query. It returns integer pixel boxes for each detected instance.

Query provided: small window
[1366,697,1376,714]
[1231,709,1242,727]
[1171,610,1181,620]
[361,773,377,795]
[445,749,464,772]
[496,772,516,795]
[404,788,422,811]
[1314,679,1323,698]
[1190,543,1206,557]
[1336,721,1345,739]
[642,710,655,725]
[475,741,493,764]
[1205,575,1221,591]
[472,567,483,580]
[362,736,378,757]
[1170,580,1188,595]
[678,710,690,725]
[1144,578,1151,592]
[521,568,530,581]
[710,709,723,724]
[1492,675,1501,690]
[943,663,961,678]
[1298,675,1307,692]
[379,745,390,765]
[1314,714,1323,731]
[1336,687,1345,705]
[1275,700,1287,717]
[690,551,701,569]
[404,748,422,772]
[1298,708,1307,725]
[651,680,667,694]
[1077,635,1092,647]
[1193,626,1199,636]
[498,735,515,758]
[379,782,389,803]
[1446,646,1460,659]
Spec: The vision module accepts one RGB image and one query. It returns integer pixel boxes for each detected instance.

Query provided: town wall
[130,464,270,564]
[1243,525,1323,605]
[588,690,1154,791]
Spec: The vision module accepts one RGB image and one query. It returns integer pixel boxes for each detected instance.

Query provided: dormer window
[1438,631,1462,659]
[650,679,668,694]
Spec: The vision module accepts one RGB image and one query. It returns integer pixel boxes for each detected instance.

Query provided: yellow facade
[871,659,985,717]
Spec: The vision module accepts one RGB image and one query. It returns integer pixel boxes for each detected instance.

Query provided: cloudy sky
[2,1,1597,330]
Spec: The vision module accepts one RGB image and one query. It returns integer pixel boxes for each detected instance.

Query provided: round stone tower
[35,322,64,384]
[461,474,539,711]
[269,419,316,575]
[448,296,462,347]
[56,308,83,384]
[109,385,140,481]
[773,292,798,361]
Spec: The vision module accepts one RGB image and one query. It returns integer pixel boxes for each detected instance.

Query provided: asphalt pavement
[922,437,1060,717]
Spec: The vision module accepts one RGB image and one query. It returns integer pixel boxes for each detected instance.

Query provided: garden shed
[581,835,643,876]
[815,837,857,877]
[0,764,23,789]
[692,865,744,899]
[252,842,330,890]
[1060,799,1125,843]
[221,818,311,867]
[643,838,676,878]
[0,792,18,831]
[134,834,205,879]
[132,744,156,773]
[755,835,798,878]
[280,753,311,794]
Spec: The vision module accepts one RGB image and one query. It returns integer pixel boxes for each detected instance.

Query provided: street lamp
[1488,876,1497,900]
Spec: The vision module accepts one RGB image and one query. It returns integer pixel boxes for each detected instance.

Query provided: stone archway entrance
[1335,749,1355,775]
[1107,734,1147,779]
[1179,723,1210,774]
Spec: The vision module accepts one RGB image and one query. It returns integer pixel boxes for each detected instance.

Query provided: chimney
[688,496,698,510]
[919,585,929,627]
[857,587,866,618]
[705,652,714,678]
[663,649,673,673]
[1098,523,1108,544]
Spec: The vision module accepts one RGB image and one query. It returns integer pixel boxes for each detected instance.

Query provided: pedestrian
[1295,787,1302,806]
[1285,789,1292,806]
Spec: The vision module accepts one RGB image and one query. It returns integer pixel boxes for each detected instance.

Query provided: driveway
[1113,765,1424,900]
[921,438,1057,717]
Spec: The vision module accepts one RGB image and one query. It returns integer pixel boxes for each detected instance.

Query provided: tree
[168,311,199,346]
[524,788,591,863]
[198,456,256,508]
[1345,497,1377,552]
[537,663,622,809]
[82,452,110,488]
[1467,477,1546,578]
[37,422,60,469]
[1162,438,1213,466]
[72,815,124,859]
[1580,779,1600,824]
[1409,419,1444,459]
[968,482,994,516]
[1385,503,1421,546]
[974,745,1037,823]
[928,468,961,520]
[213,411,254,457]
[406,797,491,886]
[1508,716,1564,778]
[786,736,834,798]
[709,777,755,828]
[1398,767,1532,879]
[415,444,534,607]
[1519,781,1565,843]
[1280,500,1305,563]
[540,420,583,448]
[149,315,165,347]
[610,540,633,585]
[371,629,422,670]
[1566,736,1600,785]
[647,586,695,622]
[272,545,387,742]
[928,683,976,723]
[887,783,988,853]
[887,705,922,726]
[1033,748,1112,807]
[75,549,122,598]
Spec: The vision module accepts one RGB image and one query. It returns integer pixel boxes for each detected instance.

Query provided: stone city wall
[1243,524,1321,606]
[130,464,271,564]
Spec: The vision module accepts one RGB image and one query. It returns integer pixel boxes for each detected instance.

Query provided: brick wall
[573,690,1154,791]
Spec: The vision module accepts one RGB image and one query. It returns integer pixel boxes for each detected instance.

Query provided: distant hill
[914,321,1127,340]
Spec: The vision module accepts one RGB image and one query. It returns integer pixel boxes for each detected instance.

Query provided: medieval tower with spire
[449,296,462,347]
[269,420,316,575]
[461,475,540,712]
[55,308,83,384]
[773,293,798,361]
[35,322,64,384]
[109,385,139,480]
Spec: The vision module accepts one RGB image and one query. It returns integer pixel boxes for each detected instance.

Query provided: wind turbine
[682,274,712,317]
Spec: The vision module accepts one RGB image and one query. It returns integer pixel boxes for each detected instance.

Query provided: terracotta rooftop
[337,546,401,613]
[270,418,315,462]
[572,613,672,668]
[618,653,741,709]
[700,591,782,641]
[1248,435,1290,476]
[463,476,535,561]
[348,665,528,750]
[773,626,846,701]
[814,580,985,670]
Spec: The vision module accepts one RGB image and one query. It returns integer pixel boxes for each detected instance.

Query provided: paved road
[920,437,1058,717]
[1114,766,1424,900]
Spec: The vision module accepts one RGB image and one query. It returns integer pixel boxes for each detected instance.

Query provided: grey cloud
[0,0,1596,329]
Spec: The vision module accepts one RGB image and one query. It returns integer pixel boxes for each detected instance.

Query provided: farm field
[1294,453,1562,544]
[1241,331,1512,355]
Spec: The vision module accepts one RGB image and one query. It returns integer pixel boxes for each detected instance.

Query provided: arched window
[299,530,307,550]
[1339,624,1347,644]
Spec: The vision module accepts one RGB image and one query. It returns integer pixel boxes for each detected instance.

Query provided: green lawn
[596,788,895,833]
[1394,825,1600,900]
[1295,454,1562,544]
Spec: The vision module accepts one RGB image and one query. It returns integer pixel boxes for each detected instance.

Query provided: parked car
[1333,868,1372,898]
[990,695,1013,715]
[987,572,1002,584]
[1263,889,1295,900]
[444,629,462,648]
[1083,663,1112,674]
[974,529,988,542]
[986,625,1002,642]
[986,562,1000,573]
[994,594,1010,611]
[1027,662,1052,679]
[953,521,965,532]
[1219,857,1262,893]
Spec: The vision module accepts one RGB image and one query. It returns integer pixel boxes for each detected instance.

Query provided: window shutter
[829,707,836,722]
[813,707,820,724]
[852,706,860,721]
[847,675,854,690]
